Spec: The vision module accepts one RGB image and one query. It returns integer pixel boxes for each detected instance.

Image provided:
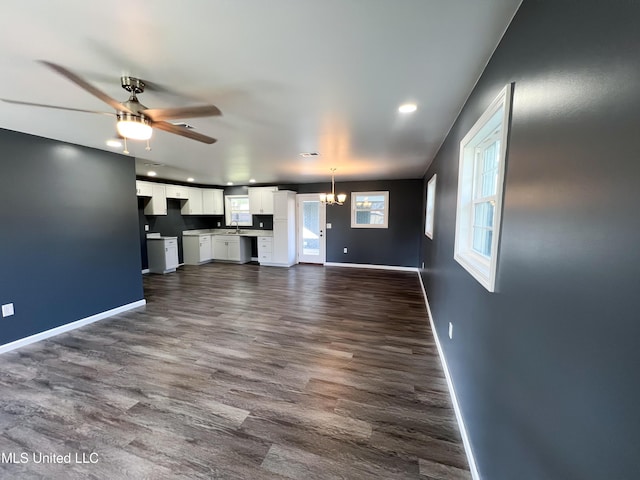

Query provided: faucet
[231,220,239,234]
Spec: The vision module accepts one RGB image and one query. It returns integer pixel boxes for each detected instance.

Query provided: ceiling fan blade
[1,98,116,116]
[142,105,222,122]
[39,60,133,114]
[153,121,217,144]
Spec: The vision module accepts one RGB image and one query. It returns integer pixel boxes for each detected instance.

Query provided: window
[225,195,252,226]
[351,191,389,228]
[454,84,512,292]
[425,174,437,239]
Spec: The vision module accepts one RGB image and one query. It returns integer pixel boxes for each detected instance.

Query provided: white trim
[141,268,150,274]
[324,262,418,272]
[0,299,146,355]
[417,272,480,480]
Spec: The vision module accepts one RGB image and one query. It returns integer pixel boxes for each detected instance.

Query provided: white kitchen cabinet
[202,189,224,215]
[183,234,212,265]
[147,237,179,274]
[181,187,204,215]
[257,236,273,264]
[261,191,296,267]
[248,186,278,215]
[165,185,190,199]
[136,181,153,197]
[143,183,167,216]
[212,235,251,263]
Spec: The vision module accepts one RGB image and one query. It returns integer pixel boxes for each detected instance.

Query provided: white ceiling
[0,0,521,186]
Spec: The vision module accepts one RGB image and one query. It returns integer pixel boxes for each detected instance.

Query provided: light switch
[2,303,14,317]
[144,224,149,232]
[343,247,348,254]
[326,223,332,229]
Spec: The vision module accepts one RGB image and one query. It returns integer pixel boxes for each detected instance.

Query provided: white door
[297,194,326,264]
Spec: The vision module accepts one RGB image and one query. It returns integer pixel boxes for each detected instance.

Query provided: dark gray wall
[420,2,640,479]
[139,179,422,268]
[0,129,144,345]
[286,179,422,267]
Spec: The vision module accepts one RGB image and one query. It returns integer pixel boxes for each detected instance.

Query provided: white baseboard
[0,299,146,355]
[141,269,150,274]
[417,272,480,480]
[324,262,418,272]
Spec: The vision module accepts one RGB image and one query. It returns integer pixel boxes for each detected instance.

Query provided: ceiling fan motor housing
[121,76,145,95]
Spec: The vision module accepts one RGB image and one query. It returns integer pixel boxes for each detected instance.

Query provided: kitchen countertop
[182,229,273,238]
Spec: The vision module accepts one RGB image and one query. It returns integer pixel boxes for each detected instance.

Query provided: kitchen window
[454,84,512,292]
[225,195,252,226]
[351,191,389,228]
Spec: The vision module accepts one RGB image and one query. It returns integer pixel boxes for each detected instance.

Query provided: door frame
[296,193,326,264]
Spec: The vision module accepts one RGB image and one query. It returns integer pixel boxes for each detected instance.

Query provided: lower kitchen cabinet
[147,237,179,274]
[257,236,273,264]
[183,234,212,265]
[212,235,251,263]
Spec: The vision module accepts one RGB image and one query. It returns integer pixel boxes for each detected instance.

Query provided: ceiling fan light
[116,114,153,140]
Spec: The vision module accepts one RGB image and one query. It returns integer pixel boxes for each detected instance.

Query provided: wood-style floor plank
[0,263,470,479]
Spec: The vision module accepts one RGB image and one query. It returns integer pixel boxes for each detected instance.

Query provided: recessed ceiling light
[106,140,122,148]
[398,103,417,113]
[227,181,233,186]
[187,177,195,182]
[249,179,256,183]
[300,152,320,158]
[147,171,157,177]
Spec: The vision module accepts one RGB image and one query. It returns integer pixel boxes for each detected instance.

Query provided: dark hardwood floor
[0,263,471,479]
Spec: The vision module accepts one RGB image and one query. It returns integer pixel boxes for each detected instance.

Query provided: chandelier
[319,168,347,205]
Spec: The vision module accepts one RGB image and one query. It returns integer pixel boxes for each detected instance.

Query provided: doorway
[297,194,326,264]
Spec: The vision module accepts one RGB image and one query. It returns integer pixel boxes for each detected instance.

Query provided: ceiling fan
[1,61,221,144]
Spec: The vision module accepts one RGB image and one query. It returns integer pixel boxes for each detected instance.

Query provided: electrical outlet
[217,222,221,227]
[259,222,263,228]
[343,247,348,254]
[144,224,149,232]
[326,223,332,229]
[422,262,425,269]
[449,322,453,339]
[2,303,15,317]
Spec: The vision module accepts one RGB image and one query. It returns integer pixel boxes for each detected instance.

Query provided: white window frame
[454,84,512,292]
[425,174,437,239]
[224,195,252,226]
[351,191,389,229]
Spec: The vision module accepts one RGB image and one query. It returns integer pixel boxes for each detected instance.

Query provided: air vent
[300,152,320,158]
[144,162,164,167]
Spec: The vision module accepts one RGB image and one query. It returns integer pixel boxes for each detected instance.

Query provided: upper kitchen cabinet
[202,188,224,215]
[181,187,204,215]
[136,181,167,215]
[136,180,153,197]
[165,185,190,200]
[248,186,278,215]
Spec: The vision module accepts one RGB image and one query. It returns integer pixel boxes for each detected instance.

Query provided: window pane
[356,211,371,224]
[477,140,499,198]
[473,202,494,228]
[472,227,493,257]
[302,201,320,255]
